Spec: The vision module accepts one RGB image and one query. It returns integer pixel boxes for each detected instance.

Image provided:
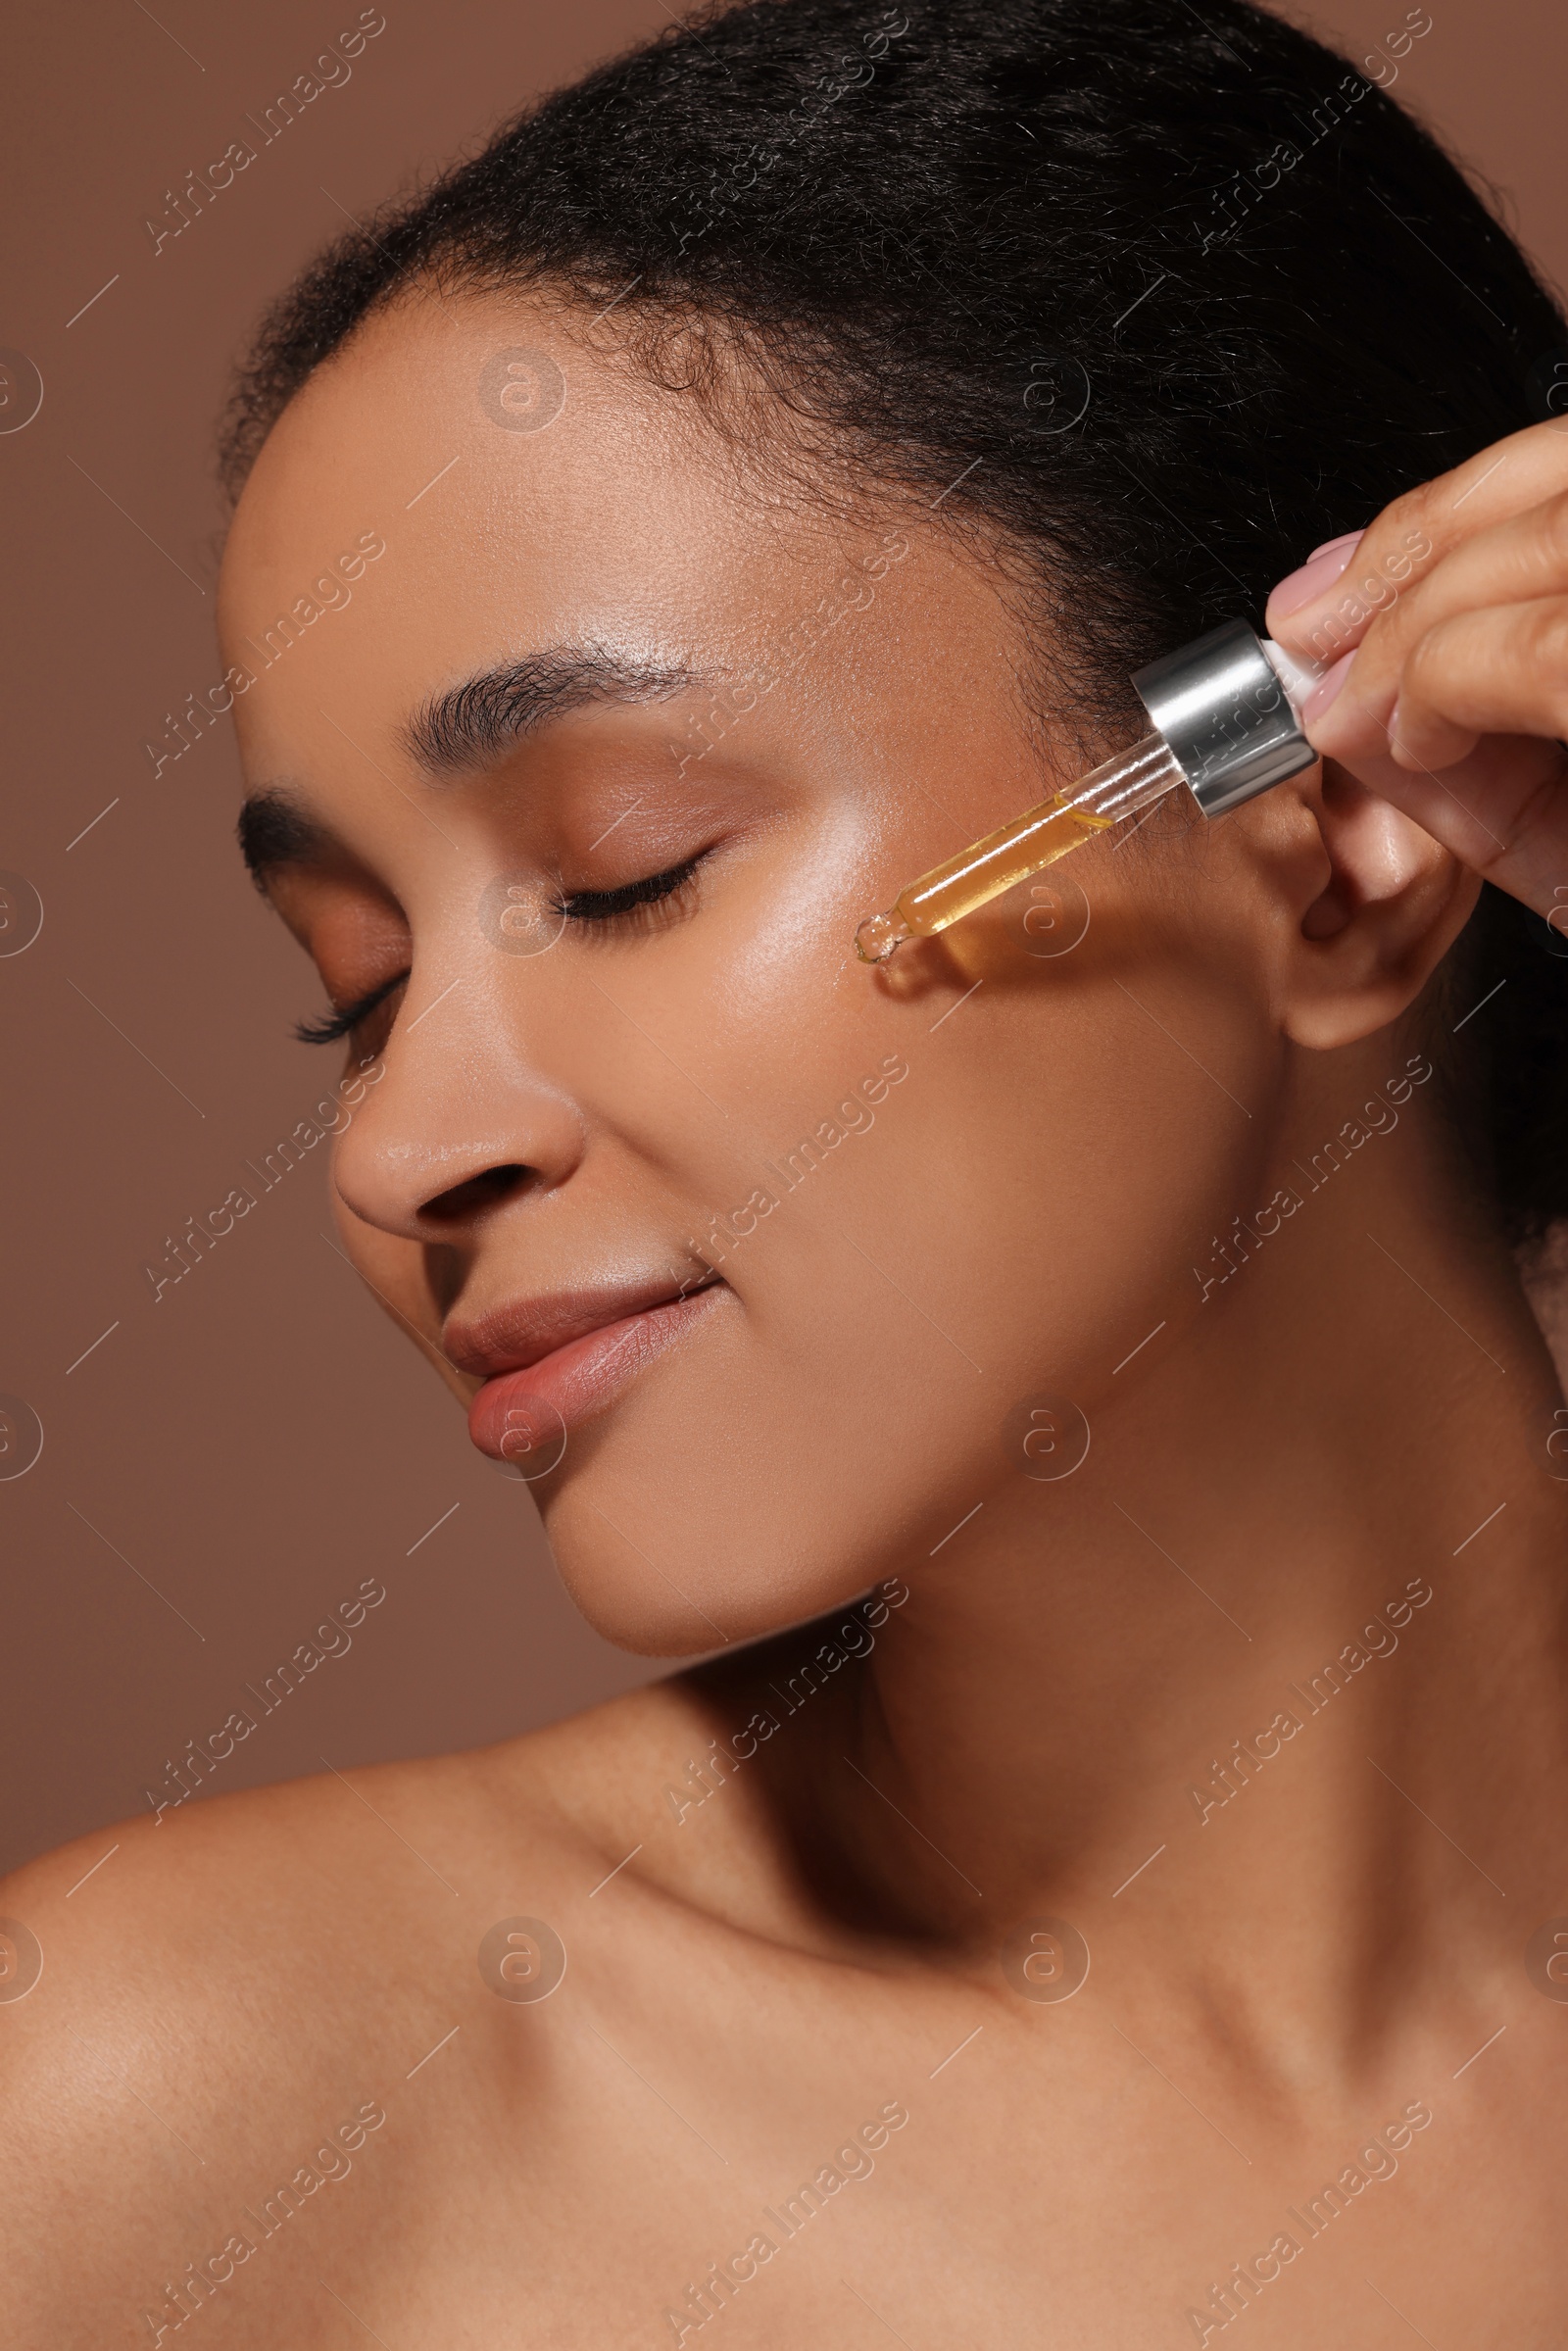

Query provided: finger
[1266,416,1568,662]
[1310,728,1568,918]
[1391,597,1568,771]
[1303,498,1568,766]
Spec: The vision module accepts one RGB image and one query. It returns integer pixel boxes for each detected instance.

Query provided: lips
[450,1276,724,1461]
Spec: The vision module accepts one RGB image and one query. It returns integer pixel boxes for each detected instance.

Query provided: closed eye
[296,970,407,1046]
[296,853,705,1044]
[551,854,704,928]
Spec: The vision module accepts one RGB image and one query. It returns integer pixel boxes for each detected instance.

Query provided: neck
[819,1100,1568,2064]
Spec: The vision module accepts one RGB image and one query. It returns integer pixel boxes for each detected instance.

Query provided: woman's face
[220,292,1287,1651]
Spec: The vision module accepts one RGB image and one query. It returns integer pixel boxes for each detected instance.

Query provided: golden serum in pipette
[853,621,1321,964]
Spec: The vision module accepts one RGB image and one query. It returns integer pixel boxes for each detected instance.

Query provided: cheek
[837,955,1261,1400]
[544,878,1273,1647]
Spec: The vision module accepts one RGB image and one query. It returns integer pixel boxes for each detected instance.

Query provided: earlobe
[1274,759,1480,1049]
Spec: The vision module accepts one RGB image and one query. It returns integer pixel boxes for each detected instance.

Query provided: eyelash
[295,856,706,1044]
[548,853,704,927]
[295,972,406,1048]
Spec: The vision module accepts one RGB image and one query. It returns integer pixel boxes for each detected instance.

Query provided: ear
[1235,758,1481,1052]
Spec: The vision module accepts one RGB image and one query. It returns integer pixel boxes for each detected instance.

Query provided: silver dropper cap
[1131,618,1319,818]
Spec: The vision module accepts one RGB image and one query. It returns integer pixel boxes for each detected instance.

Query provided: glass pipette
[855,620,1320,964]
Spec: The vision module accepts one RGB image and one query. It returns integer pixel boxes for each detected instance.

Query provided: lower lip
[466,1288,722,1463]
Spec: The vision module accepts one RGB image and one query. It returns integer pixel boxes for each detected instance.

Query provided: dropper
[854,620,1321,963]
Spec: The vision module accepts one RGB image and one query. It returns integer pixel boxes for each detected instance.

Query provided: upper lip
[444,1273,719,1379]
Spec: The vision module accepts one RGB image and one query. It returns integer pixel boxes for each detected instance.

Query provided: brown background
[3,0,1564,1876]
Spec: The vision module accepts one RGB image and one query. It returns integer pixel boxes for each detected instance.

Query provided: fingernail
[1307,528,1367,562]
[1267,534,1365,619]
[1302,649,1355,726]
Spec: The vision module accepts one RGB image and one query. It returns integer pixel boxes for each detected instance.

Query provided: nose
[331,976,586,1243]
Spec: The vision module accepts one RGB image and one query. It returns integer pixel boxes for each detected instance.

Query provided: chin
[525,1361,910,1657]
[536,1461,864,1659]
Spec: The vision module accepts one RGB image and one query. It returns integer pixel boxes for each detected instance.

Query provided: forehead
[214,288,1026,865]
[220,293,840,687]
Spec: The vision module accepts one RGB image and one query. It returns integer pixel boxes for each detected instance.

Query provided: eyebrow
[237,642,714,883]
[403,643,708,778]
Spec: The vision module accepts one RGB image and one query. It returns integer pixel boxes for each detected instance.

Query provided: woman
[7,0,1568,2339]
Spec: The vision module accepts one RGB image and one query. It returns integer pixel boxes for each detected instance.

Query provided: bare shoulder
[0,1687,710,2345]
[0,1677,708,2105]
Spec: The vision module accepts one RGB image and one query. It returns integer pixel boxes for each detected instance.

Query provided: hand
[1264,418,1568,921]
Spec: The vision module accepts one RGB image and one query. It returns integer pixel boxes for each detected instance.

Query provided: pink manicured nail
[1307,528,1366,561]
[1267,535,1364,619]
[1302,649,1355,725]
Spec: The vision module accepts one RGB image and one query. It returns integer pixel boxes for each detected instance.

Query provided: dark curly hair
[219,0,1568,1244]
